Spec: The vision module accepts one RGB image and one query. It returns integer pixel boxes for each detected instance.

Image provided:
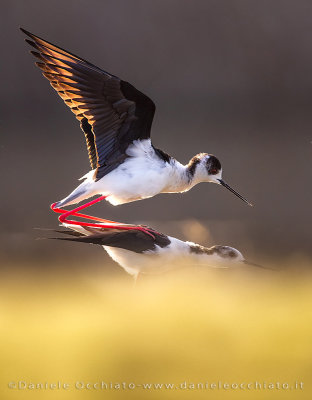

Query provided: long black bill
[218,179,253,206]
[243,260,272,270]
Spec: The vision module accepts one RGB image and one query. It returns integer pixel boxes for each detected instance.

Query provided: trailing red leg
[50,196,156,238]
[51,200,115,223]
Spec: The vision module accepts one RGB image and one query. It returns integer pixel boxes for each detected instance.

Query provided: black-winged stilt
[52,224,264,282]
[21,28,252,235]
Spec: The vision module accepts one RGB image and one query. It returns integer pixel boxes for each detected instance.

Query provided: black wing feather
[54,228,170,253]
[21,28,156,180]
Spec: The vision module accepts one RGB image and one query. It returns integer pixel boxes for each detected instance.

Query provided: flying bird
[52,224,264,282]
[21,28,252,234]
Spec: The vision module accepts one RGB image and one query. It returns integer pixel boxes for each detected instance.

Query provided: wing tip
[20,29,38,52]
[29,50,41,58]
[25,38,37,49]
[20,27,33,37]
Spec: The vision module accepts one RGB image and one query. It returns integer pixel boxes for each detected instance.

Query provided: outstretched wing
[21,28,156,180]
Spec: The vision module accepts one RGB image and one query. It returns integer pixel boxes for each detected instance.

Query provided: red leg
[57,219,156,238]
[51,196,156,238]
[51,202,116,223]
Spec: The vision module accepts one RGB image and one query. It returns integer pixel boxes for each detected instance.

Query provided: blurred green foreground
[0,263,311,400]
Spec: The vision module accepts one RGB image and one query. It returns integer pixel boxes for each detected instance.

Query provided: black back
[55,228,171,253]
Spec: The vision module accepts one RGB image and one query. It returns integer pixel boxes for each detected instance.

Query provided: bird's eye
[210,169,218,175]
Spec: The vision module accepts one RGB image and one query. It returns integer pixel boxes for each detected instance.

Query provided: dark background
[1,0,311,265]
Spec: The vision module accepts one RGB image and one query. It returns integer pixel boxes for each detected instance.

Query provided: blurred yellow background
[0,264,311,400]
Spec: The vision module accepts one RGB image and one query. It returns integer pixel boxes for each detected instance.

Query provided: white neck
[161,158,207,193]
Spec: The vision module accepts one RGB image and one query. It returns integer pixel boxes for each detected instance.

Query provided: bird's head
[209,245,245,263]
[189,243,266,269]
[189,154,252,206]
[209,246,265,269]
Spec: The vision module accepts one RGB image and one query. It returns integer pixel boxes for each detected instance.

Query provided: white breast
[103,237,190,276]
[86,139,187,205]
